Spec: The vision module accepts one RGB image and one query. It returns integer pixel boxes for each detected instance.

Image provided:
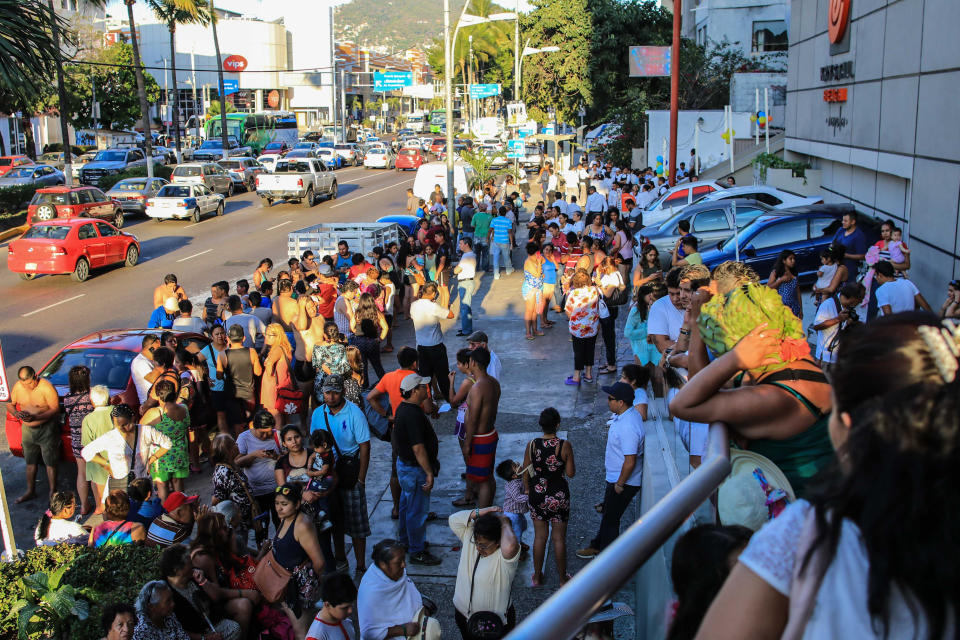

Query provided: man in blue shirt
[309,374,371,570]
[831,210,868,282]
[335,240,353,285]
[488,207,515,279]
[147,297,179,329]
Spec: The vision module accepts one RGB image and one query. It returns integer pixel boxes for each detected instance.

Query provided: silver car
[218,157,265,191]
[37,152,78,170]
[106,177,169,215]
[0,164,65,187]
[170,162,234,196]
[333,143,360,166]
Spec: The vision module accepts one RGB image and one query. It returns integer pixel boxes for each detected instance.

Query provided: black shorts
[293,359,315,383]
[210,390,229,412]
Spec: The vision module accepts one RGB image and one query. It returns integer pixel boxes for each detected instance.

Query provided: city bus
[407,112,426,133]
[204,111,299,155]
[429,108,462,133]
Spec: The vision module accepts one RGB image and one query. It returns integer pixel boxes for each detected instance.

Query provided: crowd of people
[7,152,960,640]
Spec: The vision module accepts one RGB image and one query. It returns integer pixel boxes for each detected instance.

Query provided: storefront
[783,0,960,297]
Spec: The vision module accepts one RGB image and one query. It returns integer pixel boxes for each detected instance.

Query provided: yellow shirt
[450,510,520,622]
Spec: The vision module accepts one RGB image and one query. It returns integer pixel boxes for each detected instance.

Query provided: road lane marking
[266,220,293,231]
[329,179,415,208]
[184,222,204,228]
[176,248,212,263]
[22,294,85,317]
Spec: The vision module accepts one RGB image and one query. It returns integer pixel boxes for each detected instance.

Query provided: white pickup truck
[255,157,338,207]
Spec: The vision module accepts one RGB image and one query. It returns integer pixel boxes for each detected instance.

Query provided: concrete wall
[688,0,789,64]
[646,110,754,173]
[730,72,787,127]
[784,0,960,299]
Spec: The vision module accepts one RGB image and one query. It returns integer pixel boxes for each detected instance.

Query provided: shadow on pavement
[225,199,253,214]
[137,235,194,262]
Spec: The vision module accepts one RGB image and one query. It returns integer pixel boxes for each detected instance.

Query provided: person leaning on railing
[696,314,960,639]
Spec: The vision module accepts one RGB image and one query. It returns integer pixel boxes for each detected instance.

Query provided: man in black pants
[409,282,454,400]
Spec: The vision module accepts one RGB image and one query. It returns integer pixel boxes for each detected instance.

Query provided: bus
[407,112,427,133]
[429,108,462,133]
[204,111,299,155]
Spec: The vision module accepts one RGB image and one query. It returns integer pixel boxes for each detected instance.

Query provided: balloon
[656,155,663,163]
[730,129,736,137]
[758,116,767,125]
[750,114,757,123]
[758,111,765,118]
[721,133,729,142]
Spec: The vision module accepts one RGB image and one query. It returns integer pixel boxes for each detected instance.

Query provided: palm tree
[208,0,230,160]
[0,0,61,97]
[125,0,156,179]
[147,0,209,163]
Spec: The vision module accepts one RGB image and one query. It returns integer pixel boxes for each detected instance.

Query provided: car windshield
[335,145,351,150]
[93,151,127,162]
[113,179,148,191]
[368,149,385,155]
[318,150,333,155]
[219,161,241,169]
[158,185,192,198]
[294,142,312,149]
[23,225,71,240]
[0,159,11,167]
[401,149,418,155]
[5,168,34,178]
[30,191,75,205]
[41,348,137,389]
[172,166,203,177]
[265,143,282,149]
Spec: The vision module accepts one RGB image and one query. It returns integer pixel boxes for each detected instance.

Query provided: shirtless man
[294,295,326,417]
[272,278,300,348]
[152,273,186,310]
[461,347,501,508]
[7,366,61,503]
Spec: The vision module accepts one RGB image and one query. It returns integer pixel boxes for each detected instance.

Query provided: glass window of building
[752,20,788,52]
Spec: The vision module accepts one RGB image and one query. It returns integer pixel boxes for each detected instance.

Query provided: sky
[106,0,534,24]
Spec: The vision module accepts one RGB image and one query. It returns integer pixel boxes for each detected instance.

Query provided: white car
[401,139,422,150]
[146,183,224,222]
[256,155,279,172]
[481,137,504,151]
[693,184,823,209]
[363,147,395,169]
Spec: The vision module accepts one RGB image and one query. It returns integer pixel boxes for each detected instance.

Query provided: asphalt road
[0,164,416,453]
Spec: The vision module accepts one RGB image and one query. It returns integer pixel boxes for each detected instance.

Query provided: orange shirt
[374,368,432,415]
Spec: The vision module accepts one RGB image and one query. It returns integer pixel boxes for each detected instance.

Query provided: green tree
[0,0,64,101]
[124,0,156,179]
[146,0,210,161]
[426,0,513,93]
[205,99,235,118]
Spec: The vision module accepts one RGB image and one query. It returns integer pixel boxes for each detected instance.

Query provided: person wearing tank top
[216,326,262,433]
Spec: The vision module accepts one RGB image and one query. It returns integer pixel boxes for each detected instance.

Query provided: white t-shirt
[305,614,356,640]
[224,313,266,349]
[647,295,685,341]
[814,298,842,363]
[875,279,919,315]
[409,298,448,347]
[35,517,87,546]
[605,407,645,486]
[450,510,520,622]
[633,387,648,410]
[131,353,155,403]
[172,316,206,334]
[739,500,952,639]
[457,251,477,280]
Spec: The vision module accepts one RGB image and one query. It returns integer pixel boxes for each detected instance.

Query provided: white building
[682,0,788,65]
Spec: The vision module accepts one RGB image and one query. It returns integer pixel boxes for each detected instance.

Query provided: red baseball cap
[163,491,199,512]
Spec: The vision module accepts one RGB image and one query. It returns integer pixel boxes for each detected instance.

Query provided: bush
[40,143,91,157]
[0,185,39,216]
[0,544,162,640]
[97,163,173,192]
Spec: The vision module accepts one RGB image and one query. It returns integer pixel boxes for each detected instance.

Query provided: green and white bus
[204,111,299,155]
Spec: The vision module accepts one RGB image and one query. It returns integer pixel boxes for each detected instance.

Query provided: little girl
[813,247,839,304]
[496,459,530,557]
[889,227,909,265]
[307,430,336,495]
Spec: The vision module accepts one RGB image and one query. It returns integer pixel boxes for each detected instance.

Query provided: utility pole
[443,0,455,215]
[340,69,347,140]
[210,0,230,161]
[191,51,199,144]
[468,34,474,134]
[668,0,681,186]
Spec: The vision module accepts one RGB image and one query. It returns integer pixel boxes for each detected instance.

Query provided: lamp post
[517,42,561,98]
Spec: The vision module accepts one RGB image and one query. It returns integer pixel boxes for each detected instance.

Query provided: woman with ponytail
[34,491,86,546]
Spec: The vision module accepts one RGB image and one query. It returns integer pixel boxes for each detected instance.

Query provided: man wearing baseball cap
[577,381,645,559]
[146,491,198,547]
[466,331,502,381]
[394,373,442,565]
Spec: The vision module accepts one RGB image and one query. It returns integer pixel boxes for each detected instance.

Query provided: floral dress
[312,342,350,398]
[151,407,190,481]
[564,287,600,338]
[528,437,570,523]
[63,391,94,458]
[212,463,254,527]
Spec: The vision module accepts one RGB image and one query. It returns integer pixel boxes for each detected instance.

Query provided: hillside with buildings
[334,0,472,50]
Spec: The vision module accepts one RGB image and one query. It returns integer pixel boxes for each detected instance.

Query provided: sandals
[583,375,595,383]
[525,335,535,341]
[565,375,581,386]
[597,366,617,375]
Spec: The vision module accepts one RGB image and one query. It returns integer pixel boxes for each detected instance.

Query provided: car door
[215,165,232,192]
[94,221,124,264]
[742,217,811,277]
[311,160,329,191]
[77,222,106,267]
[802,216,840,278]
[89,188,113,220]
[690,207,733,246]
[196,184,215,213]
[75,188,96,218]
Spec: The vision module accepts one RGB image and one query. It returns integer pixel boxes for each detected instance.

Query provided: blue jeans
[504,511,527,544]
[458,279,475,334]
[474,242,489,272]
[492,242,513,276]
[396,459,430,554]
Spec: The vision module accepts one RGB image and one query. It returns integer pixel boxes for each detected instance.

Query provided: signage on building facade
[373,72,413,92]
[823,88,848,102]
[820,61,854,82]
[267,90,280,109]
[223,55,248,72]
[828,0,852,44]
[628,46,671,77]
[222,79,239,96]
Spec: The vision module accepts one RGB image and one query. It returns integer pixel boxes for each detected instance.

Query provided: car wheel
[247,177,256,192]
[71,257,90,282]
[216,202,224,216]
[226,183,234,198]
[330,181,338,200]
[35,204,56,221]
[191,207,201,223]
[113,210,124,228]
[124,244,139,267]
[303,187,314,207]
[19,272,37,281]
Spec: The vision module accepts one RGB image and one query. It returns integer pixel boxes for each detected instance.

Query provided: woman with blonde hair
[261,323,294,424]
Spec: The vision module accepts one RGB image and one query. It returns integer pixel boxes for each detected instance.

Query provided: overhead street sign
[628,46,671,77]
[222,79,239,96]
[374,71,413,92]
[507,139,524,159]
[470,83,500,99]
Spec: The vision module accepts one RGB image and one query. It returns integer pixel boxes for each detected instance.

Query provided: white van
[413,161,477,202]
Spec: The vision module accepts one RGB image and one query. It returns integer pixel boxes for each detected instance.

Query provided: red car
[7,218,140,282]
[395,148,426,171]
[28,185,126,228]
[0,155,35,176]
[430,138,446,156]
[261,142,289,156]
[4,329,210,461]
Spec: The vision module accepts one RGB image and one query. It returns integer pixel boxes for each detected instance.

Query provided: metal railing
[505,422,731,640]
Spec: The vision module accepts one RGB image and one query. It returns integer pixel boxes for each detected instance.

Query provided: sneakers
[575,546,600,559]
[409,550,443,566]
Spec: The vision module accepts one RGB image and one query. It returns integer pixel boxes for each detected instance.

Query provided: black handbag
[466,554,506,639]
[603,272,629,307]
[323,409,360,490]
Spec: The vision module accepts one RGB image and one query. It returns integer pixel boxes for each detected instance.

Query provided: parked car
[693,184,824,209]
[376,214,420,236]
[28,185,125,227]
[37,152,79,170]
[292,141,321,154]
[105,177,169,216]
[481,137,505,151]
[0,155,35,176]
[146,183,224,222]
[521,143,542,169]
[256,157,338,206]
[77,147,148,186]
[0,164,64,187]
[396,148,426,171]
[256,154,280,172]
[3,328,209,461]
[316,148,343,170]
[284,148,317,159]
[71,152,97,180]
[364,147,395,170]
[151,146,177,164]
[218,157,266,191]
[640,181,724,227]
[171,162,234,196]
[7,218,139,283]
[639,199,774,268]
[333,143,360,166]
[191,136,252,161]
[699,204,879,284]
[261,141,289,157]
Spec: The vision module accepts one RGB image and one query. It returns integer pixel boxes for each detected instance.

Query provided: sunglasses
[275,486,294,496]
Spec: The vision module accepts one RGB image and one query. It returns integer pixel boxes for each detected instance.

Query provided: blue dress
[778,277,802,318]
[623,306,661,365]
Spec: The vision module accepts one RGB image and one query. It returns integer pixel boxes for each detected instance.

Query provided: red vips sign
[267,90,280,109]
[223,55,248,72]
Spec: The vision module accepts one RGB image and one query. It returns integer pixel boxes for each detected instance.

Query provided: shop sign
[223,55,248,72]
[823,88,848,102]
[820,61,854,82]
[828,0,852,44]
[267,90,280,109]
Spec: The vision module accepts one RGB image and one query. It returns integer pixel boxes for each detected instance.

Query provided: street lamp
[516,42,560,99]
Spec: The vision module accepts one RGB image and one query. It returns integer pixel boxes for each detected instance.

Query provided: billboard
[373,71,413,92]
[628,46,671,77]
[506,101,527,128]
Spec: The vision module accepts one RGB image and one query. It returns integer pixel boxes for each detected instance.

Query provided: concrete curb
[0,224,27,243]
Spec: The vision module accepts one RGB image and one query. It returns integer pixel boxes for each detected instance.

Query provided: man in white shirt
[223,295,266,349]
[131,334,159,404]
[410,282,455,399]
[552,191,568,216]
[467,331,502,381]
[813,283,865,365]
[647,267,687,358]
[585,186,606,216]
[635,183,657,210]
[607,183,623,209]
[874,261,931,316]
[563,167,579,201]
[454,238,477,337]
[577,382,644,559]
